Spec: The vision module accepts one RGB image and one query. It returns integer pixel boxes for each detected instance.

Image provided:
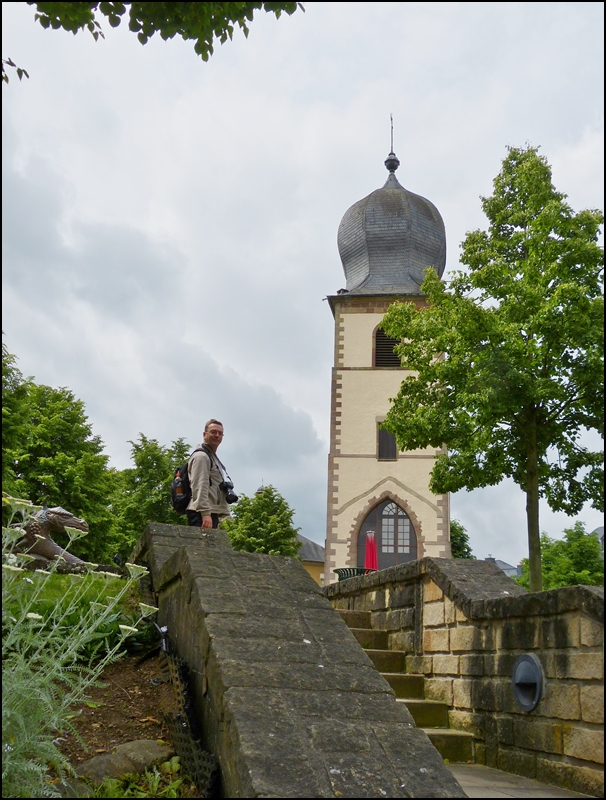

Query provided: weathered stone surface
[536,756,605,797]
[513,718,563,755]
[424,601,445,627]
[423,627,449,652]
[138,524,465,798]
[112,740,176,773]
[563,726,604,764]
[580,684,604,724]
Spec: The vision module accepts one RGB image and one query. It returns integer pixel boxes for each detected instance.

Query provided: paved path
[447,764,593,798]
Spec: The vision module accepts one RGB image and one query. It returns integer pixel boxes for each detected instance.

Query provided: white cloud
[2,1,603,563]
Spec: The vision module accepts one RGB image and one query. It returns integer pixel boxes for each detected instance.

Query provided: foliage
[450,519,475,559]
[222,485,301,556]
[2,494,157,799]
[111,434,191,559]
[381,145,604,591]
[26,2,304,60]
[2,57,29,84]
[89,758,190,798]
[516,521,604,590]
[2,343,123,563]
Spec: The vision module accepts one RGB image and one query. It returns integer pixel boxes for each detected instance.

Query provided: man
[186,419,231,529]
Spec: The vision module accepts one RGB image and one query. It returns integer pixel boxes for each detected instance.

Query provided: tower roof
[337,152,446,295]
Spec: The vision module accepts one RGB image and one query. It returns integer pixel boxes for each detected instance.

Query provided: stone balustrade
[324,558,604,797]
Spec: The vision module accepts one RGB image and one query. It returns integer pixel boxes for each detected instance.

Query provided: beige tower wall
[325,295,450,584]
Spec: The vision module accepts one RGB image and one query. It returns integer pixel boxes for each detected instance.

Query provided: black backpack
[170,446,211,514]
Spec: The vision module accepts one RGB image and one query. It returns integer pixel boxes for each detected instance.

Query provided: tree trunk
[525,410,542,592]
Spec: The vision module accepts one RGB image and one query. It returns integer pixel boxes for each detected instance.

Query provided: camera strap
[201,445,233,486]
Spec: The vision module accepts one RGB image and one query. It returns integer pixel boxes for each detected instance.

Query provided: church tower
[324,151,451,583]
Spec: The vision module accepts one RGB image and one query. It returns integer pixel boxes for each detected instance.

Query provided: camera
[219,480,239,504]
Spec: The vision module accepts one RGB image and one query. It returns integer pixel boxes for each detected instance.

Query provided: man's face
[204,424,224,451]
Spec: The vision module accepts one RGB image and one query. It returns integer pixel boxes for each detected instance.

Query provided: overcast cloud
[2,1,604,567]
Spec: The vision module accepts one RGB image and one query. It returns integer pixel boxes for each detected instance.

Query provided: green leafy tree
[450,519,475,559]
[222,484,302,556]
[2,344,121,562]
[111,433,191,557]
[5,2,304,82]
[381,145,604,592]
[2,341,32,493]
[517,521,604,590]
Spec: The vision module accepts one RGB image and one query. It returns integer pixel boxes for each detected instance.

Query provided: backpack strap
[189,445,213,486]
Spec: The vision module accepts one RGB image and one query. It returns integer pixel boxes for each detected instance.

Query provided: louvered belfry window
[374,327,401,367]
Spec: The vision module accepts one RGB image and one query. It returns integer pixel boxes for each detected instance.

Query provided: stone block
[555,652,603,680]
[423,578,444,602]
[372,609,402,630]
[581,684,604,724]
[541,616,580,649]
[433,655,460,675]
[513,718,563,754]
[367,588,388,611]
[496,747,536,779]
[389,630,415,652]
[423,628,449,652]
[450,625,482,652]
[539,683,580,720]
[444,596,456,624]
[389,583,416,608]
[536,757,604,798]
[448,710,484,738]
[425,677,453,704]
[496,716,514,745]
[405,655,433,674]
[471,678,503,712]
[500,618,539,650]
[423,601,445,627]
[455,607,469,622]
[452,679,473,709]
[460,655,484,676]
[563,726,604,764]
[580,616,604,647]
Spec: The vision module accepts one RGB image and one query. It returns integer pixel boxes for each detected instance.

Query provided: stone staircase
[338,610,474,764]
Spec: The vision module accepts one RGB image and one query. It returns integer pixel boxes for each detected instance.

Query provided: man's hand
[202,515,213,529]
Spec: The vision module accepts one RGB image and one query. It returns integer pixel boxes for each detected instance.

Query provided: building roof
[297,533,325,563]
[336,152,446,296]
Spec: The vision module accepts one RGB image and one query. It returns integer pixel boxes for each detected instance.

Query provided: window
[357,500,417,569]
[374,327,401,367]
[378,426,397,460]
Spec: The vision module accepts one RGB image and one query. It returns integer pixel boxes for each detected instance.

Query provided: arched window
[374,327,401,367]
[357,500,417,570]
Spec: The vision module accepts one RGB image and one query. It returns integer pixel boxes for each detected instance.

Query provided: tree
[111,433,191,557]
[36,2,301,53]
[517,521,604,590]
[450,519,475,559]
[222,484,301,556]
[4,2,304,82]
[2,343,122,562]
[381,145,604,592]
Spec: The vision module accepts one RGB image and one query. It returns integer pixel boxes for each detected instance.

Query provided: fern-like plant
[2,495,157,798]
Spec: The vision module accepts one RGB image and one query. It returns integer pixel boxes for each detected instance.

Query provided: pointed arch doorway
[357,499,417,570]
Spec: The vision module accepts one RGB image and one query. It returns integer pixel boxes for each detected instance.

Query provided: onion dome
[337,152,446,294]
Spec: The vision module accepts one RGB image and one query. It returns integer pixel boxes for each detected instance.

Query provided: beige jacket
[186,445,230,518]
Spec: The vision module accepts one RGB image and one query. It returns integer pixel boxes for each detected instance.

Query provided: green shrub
[2,495,158,798]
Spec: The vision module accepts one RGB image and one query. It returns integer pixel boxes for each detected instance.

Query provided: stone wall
[325,558,604,797]
[131,524,466,798]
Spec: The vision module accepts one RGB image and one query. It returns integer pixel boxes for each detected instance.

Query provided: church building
[324,151,451,584]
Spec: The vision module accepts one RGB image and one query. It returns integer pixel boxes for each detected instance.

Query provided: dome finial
[384,113,400,173]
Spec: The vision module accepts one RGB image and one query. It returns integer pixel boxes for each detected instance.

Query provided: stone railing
[325,558,604,797]
[130,524,466,798]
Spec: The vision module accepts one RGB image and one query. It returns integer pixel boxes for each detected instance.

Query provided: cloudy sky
[3,2,604,567]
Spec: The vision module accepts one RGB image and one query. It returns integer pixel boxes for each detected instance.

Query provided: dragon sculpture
[16,506,88,565]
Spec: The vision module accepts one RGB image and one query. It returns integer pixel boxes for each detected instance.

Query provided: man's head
[203,419,224,452]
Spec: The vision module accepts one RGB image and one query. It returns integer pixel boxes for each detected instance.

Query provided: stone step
[423,729,474,764]
[338,610,372,629]
[381,673,425,699]
[365,649,407,673]
[397,698,450,728]
[350,627,388,650]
